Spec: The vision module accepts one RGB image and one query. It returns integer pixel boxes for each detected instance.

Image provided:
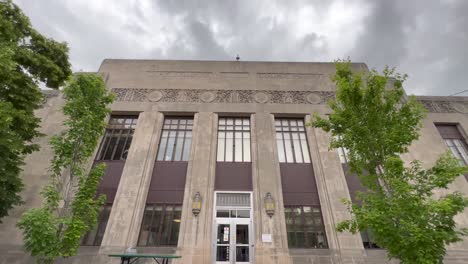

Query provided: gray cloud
[14,0,468,96]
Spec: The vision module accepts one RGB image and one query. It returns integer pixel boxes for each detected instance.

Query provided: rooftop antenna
[236,54,240,61]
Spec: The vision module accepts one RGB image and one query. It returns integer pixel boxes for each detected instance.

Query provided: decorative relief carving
[254,92,269,103]
[112,88,335,105]
[200,91,215,102]
[306,93,322,104]
[147,91,163,102]
[419,99,468,113]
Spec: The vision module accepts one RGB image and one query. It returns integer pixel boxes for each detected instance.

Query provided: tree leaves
[0,0,72,221]
[311,60,468,264]
[18,74,114,263]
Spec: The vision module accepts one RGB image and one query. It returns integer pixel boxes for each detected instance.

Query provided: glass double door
[215,218,251,263]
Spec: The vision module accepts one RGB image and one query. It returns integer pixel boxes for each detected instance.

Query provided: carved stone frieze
[418,99,468,114]
[111,88,335,105]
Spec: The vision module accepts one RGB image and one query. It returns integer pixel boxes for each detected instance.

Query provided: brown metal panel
[146,161,188,204]
[94,160,126,203]
[215,162,252,191]
[436,124,463,139]
[279,163,320,206]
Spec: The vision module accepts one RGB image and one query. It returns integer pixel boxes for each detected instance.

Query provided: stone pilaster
[176,112,217,264]
[252,113,292,264]
[100,111,164,252]
[305,115,365,264]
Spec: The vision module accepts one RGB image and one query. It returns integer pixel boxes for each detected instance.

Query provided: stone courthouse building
[1,60,468,264]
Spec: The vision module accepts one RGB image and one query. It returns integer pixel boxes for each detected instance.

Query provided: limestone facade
[0,60,468,264]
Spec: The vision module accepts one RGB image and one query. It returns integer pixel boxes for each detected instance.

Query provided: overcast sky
[15,0,468,96]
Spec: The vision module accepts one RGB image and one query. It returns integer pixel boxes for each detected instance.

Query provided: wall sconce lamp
[264,192,275,218]
[192,192,202,217]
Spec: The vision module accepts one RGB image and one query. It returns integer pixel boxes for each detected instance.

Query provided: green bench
[109,253,181,264]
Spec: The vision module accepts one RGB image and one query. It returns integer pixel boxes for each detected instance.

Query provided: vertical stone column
[100,111,164,252]
[305,115,364,263]
[252,113,291,264]
[176,112,217,264]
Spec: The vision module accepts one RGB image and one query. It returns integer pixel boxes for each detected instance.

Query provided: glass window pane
[301,139,311,163]
[157,131,169,161]
[174,131,185,161]
[292,134,303,163]
[235,119,242,125]
[122,134,133,160]
[216,210,230,217]
[170,208,181,245]
[165,131,177,160]
[217,132,225,161]
[98,136,111,160]
[219,118,226,125]
[225,132,234,162]
[235,132,243,161]
[103,136,118,160]
[445,139,455,147]
[243,119,250,125]
[112,133,126,160]
[161,207,174,245]
[283,133,294,162]
[138,209,154,246]
[243,138,251,162]
[236,224,249,244]
[277,136,285,163]
[227,119,233,125]
[182,131,192,161]
[237,210,250,218]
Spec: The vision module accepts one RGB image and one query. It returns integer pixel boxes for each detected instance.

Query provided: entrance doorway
[213,192,253,264]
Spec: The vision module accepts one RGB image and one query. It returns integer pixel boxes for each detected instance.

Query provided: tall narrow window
[436,124,468,166]
[138,205,182,246]
[82,116,138,246]
[157,117,193,161]
[217,117,251,162]
[96,116,138,161]
[337,137,380,249]
[81,205,112,246]
[275,119,310,163]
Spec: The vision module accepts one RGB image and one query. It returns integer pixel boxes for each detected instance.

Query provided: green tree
[18,73,114,264]
[312,61,468,264]
[0,0,72,220]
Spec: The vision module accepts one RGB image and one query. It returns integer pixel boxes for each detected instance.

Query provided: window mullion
[146,206,156,246]
[155,205,164,246]
[102,130,115,160]
[161,129,169,161]
[96,129,110,160]
[119,129,131,160]
[109,129,124,160]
